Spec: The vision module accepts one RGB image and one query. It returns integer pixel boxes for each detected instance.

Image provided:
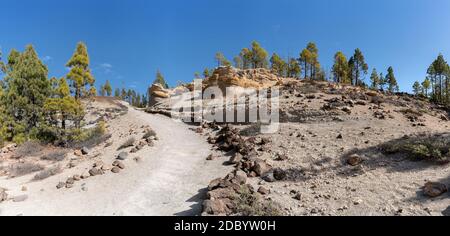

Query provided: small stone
[423,182,448,198]
[111,167,121,173]
[113,161,125,169]
[89,168,103,176]
[56,182,65,189]
[354,199,363,205]
[21,186,27,192]
[262,172,276,183]
[73,175,81,181]
[74,150,82,156]
[117,152,128,160]
[206,154,215,161]
[229,153,243,164]
[233,170,247,185]
[293,193,302,201]
[273,168,287,181]
[337,134,343,139]
[1,188,8,202]
[258,186,270,195]
[81,147,89,155]
[66,178,75,185]
[347,154,363,166]
[66,183,74,189]
[13,195,28,202]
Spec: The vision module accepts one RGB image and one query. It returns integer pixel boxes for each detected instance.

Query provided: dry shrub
[15,141,45,158]
[142,129,157,140]
[234,185,283,216]
[382,133,450,163]
[33,165,62,181]
[117,137,136,151]
[40,150,68,162]
[8,162,45,178]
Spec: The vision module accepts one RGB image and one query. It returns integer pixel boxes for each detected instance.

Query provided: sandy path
[0,108,231,216]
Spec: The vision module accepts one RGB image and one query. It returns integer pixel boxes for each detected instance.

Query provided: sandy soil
[0,104,231,216]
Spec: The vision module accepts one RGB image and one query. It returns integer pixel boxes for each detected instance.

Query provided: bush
[142,129,157,140]
[15,141,45,158]
[234,185,282,216]
[117,137,136,151]
[382,133,450,162]
[32,165,62,181]
[67,122,111,149]
[8,162,45,178]
[40,150,67,162]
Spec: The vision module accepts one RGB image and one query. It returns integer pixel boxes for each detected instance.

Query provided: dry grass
[382,133,450,163]
[234,185,283,216]
[117,137,136,151]
[40,150,68,162]
[15,142,45,158]
[8,162,45,178]
[32,165,62,181]
[142,129,157,140]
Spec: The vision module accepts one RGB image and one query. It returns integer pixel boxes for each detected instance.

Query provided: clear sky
[1,0,450,94]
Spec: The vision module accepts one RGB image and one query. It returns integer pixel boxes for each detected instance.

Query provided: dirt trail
[0,107,231,216]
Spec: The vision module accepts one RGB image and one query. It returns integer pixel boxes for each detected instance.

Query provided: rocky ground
[195,78,450,216]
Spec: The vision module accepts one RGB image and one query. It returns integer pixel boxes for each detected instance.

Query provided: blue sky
[1,0,450,94]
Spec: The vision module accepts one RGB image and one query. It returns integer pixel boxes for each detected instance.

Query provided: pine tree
[369,69,380,90]
[44,77,83,133]
[287,58,301,78]
[66,42,95,100]
[348,49,368,86]
[0,49,5,74]
[250,41,268,69]
[412,81,422,96]
[379,73,386,91]
[270,53,287,76]
[427,54,450,104]
[386,66,399,93]
[104,80,112,96]
[422,78,431,97]
[233,56,243,69]
[154,70,169,89]
[332,51,350,84]
[203,68,211,78]
[239,48,252,69]
[114,88,120,97]
[3,45,51,142]
[215,52,231,67]
[100,85,106,96]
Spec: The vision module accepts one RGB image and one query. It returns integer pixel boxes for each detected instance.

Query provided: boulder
[253,160,272,177]
[148,83,170,107]
[229,153,243,165]
[203,199,231,215]
[233,170,248,185]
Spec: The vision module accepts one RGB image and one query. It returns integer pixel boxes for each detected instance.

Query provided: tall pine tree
[66,42,95,100]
